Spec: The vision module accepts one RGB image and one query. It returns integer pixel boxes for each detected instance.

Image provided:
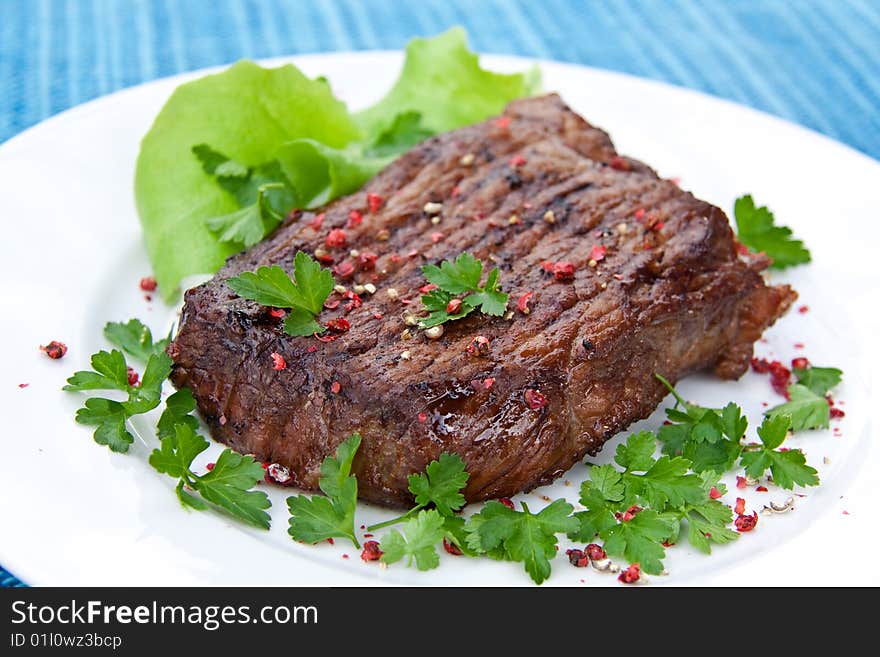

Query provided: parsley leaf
[192,144,248,181]
[281,308,325,337]
[733,195,811,269]
[317,433,361,499]
[613,431,707,511]
[64,350,130,391]
[568,464,623,542]
[287,434,362,547]
[655,376,745,473]
[75,399,133,452]
[419,289,477,326]
[740,415,819,489]
[149,422,210,479]
[289,250,337,315]
[103,319,170,363]
[204,182,290,247]
[227,252,334,337]
[720,402,749,443]
[149,423,271,529]
[465,499,578,584]
[121,352,172,415]
[601,509,676,576]
[423,252,482,292]
[615,431,657,472]
[794,365,843,397]
[380,509,447,571]
[439,514,479,557]
[679,500,739,554]
[195,449,273,528]
[368,453,470,531]
[682,438,743,475]
[419,253,509,328]
[659,471,738,553]
[64,349,172,453]
[624,456,706,510]
[408,453,469,516]
[156,388,199,440]
[194,145,297,247]
[766,384,830,431]
[227,262,302,308]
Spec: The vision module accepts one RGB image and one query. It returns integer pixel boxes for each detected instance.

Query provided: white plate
[1,52,878,587]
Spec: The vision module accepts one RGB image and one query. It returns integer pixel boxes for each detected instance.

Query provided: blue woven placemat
[2,0,878,587]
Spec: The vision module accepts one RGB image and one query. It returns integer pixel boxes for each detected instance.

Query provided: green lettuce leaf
[135,29,540,300]
[135,60,362,300]
[275,140,393,208]
[356,27,541,137]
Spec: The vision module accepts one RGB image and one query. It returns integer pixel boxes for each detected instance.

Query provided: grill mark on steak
[169,94,796,507]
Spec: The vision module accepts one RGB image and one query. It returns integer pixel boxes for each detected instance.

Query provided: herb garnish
[64,348,171,452]
[65,316,840,583]
[380,509,448,571]
[103,318,170,362]
[655,375,746,474]
[287,434,363,548]
[792,365,843,397]
[156,388,200,440]
[368,452,469,531]
[734,195,811,268]
[763,363,842,431]
[657,374,822,489]
[227,251,334,337]
[150,423,272,529]
[67,318,273,529]
[465,499,578,585]
[740,415,820,489]
[567,434,733,574]
[193,144,297,248]
[419,253,508,328]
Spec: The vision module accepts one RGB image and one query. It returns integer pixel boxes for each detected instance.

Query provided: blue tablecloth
[2,0,878,587]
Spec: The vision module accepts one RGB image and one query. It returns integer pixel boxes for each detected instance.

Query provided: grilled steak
[168,94,796,507]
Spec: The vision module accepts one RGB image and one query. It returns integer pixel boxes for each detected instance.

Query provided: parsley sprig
[765,364,842,431]
[380,509,448,571]
[569,431,736,574]
[655,375,746,474]
[150,423,272,529]
[567,435,731,575]
[419,253,508,328]
[287,434,363,548]
[64,319,172,452]
[194,144,297,248]
[741,414,819,489]
[370,453,475,561]
[656,374,821,490]
[368,453,469,531]
[734,195,811,268]
[103,318,170,362]
[67,317,275,529]
[227,251,334,337]
[465,499,578,585]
